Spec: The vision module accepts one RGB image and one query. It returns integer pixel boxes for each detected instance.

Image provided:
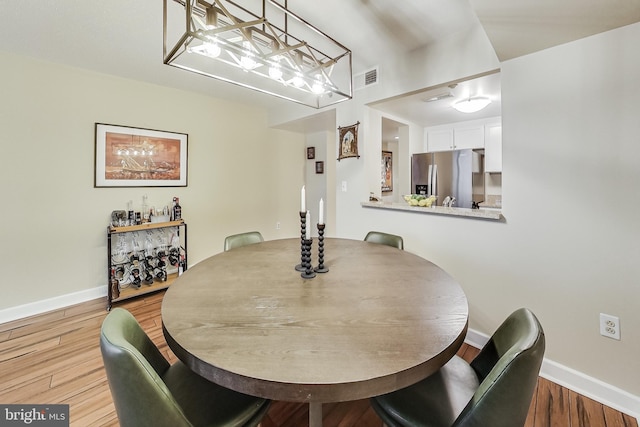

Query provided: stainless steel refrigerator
[411,150,483,208]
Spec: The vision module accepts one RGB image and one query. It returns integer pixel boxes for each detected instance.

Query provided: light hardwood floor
[0,291,637,426]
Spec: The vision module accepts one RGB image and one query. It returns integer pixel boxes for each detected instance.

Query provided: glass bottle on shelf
[142,195,149,223]
[172,197,182,221]
[127,200,134,226]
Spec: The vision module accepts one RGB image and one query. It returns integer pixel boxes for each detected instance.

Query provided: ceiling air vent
[354,66,379,91]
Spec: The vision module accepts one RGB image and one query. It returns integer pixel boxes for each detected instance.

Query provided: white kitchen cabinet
[426,124,484,152]
[484,123,502,172]
[426,128,454,152]
[453,125,484,150]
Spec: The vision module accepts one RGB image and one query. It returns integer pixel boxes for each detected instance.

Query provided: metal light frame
[164,0,353,108]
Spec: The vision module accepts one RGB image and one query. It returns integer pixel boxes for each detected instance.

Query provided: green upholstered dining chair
[364,231,404,250]
[100,308,270,427]
[371,307,545,427]
[224,231,264,252]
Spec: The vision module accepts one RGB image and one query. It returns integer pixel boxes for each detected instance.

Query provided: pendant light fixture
[163,0,353,109]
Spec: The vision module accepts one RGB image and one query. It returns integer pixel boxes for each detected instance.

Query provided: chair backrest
[100,308,192,427]
[364,231,404,250]
[224,231,264,251]
[454,308,545,427]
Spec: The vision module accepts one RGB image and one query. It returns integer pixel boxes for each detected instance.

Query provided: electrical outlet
[276,222,281,230]
[599,313,620,340]
[341,181,347,192]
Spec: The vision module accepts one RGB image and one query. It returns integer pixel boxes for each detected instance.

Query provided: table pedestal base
[309,402,322,427]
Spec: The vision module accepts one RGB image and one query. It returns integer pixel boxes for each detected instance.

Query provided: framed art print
[307,146,315,159]
[381,151,393,192]
[95,123,188,187]
[337,122,360,161]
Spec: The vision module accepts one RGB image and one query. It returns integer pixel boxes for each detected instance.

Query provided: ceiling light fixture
[453,96,491,113]
[422,92,453,103]
[163,0,353,108]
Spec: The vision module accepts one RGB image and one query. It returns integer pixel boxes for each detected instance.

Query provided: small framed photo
[315,161,324,174]
[95,123,188,187]
[307,146,316,159]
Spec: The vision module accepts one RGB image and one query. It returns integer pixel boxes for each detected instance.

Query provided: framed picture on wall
[382,151,392,192]
[337,122,360,161]
[307,146,315,159]
[95,123,188,187]
[316,161,324,174]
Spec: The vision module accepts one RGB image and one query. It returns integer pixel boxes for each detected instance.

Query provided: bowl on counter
[403,194,437,207]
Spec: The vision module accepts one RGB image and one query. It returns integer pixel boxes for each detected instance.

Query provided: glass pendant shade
[453,96,492,113]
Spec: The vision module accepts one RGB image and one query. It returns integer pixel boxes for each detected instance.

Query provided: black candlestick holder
[295,211,306,271]
[301,238,316,279]
[314,223,329,273]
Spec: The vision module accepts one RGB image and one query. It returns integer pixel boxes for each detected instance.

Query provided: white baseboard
[464,327,491,350]
[0,286,107,324]
[465,328,640,420]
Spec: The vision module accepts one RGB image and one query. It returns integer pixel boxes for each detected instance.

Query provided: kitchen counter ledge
[361,201,504,221]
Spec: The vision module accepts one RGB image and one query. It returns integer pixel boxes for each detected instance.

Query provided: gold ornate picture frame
[337,122,360,161]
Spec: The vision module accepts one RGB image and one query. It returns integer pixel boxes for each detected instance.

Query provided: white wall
[305,132,333,235]
[501,23,640,395]
[0,51,305,310]
[332,22,640,405]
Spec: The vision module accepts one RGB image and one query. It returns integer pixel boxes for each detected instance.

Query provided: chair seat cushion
[163,361,269,427]
[373,356,479,427]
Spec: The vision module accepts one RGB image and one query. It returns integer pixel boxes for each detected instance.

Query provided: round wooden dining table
[162,238,468,427]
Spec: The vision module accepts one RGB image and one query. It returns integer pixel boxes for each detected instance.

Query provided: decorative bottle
[172,197,182,221]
